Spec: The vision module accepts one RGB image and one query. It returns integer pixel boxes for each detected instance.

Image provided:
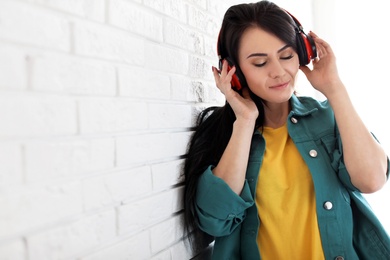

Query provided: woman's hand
[299,32,344,98]
[212,60,259,122]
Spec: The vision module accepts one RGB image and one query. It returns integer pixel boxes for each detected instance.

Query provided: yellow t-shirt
[256,123,325,259]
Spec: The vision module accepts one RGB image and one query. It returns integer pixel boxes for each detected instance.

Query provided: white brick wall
[0,0,243,259]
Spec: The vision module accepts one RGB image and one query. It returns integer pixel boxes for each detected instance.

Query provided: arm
[327,83,387,193]
[300,32,388,193]
[211,61,259,194]
[212,118,256,194]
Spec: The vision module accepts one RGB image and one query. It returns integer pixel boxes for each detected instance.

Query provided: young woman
[183,1,390,259]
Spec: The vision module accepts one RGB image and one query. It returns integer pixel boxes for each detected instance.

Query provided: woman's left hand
[299,32,344,98]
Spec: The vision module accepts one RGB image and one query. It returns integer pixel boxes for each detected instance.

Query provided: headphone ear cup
[231,73,242,91]
[305,34,317,62]
[296,32,309,66]
[296,32,317,66]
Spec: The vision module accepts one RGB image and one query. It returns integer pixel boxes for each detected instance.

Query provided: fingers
[309,31,319,39]
[212,66,220,80]
[309,31,334,58]
[212,59,236,93]
[219,59,236,77]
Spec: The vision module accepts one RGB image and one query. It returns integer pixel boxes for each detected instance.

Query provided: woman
[183,1,390,259]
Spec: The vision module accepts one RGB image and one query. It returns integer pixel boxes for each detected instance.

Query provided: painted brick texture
[0,0,242,259]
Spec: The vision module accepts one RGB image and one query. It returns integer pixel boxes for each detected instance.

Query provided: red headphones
[217,10,317,90]
[285,10,317,66]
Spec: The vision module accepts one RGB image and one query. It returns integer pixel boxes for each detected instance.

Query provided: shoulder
[291,95,333,117]
[290,95,335,131]
[293,95,330,110]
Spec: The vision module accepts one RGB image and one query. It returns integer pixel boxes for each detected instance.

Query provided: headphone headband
[283,9,317,65]
[284,10,304,32]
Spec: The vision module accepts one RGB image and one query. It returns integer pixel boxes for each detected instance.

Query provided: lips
[270,81,289,89]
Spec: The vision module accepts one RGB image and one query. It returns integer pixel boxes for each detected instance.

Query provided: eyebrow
[246,44,291,59]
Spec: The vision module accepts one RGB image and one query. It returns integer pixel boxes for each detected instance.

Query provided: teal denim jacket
[195,95,390,260]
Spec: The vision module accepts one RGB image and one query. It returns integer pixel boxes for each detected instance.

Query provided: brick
[0,181,82,239]
[151,159,184,191]
[145,42,189,74]
[143,0,187,23]
[204,82,225,104]
[118,66,170,99]
[0,44,27,90]
[164,19,204,55]
[27,210,116,260]
[188,6,219,36]
[0,1,70,51]
[189,55,212,79]
[171,80,212,105]
[83,166,152,211]
[80,231,151,260]
[116,131,192,166]
[79,98,148,134]
[118,187,183,235]
[149,103,193,129]
[0,239,25,260]
[186,0,207,9]
[25,138,115,182]
[150,214,183,254]
[34,0,105,22]
[170,75,192,101]
[190,81,207,102]
[150,249,171,260]
[0,142,23,187]
[208,1,236,17]
[74,21,144,65]
[31,53,116,96]
[204,35,218,60]
[0,95,77,137]
[170,76,207,102]
[170,240,193,260]
[109,0,163,42]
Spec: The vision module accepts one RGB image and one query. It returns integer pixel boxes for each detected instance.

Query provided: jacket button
[334,256,344,260]
[309,149,317,157]
[324,201,333,210]
[290,117,298,124]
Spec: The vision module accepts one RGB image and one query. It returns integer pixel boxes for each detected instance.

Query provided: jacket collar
[289,94,318,117]
[253,95,319,136]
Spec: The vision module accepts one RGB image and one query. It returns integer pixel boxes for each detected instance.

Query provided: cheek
[286,61,300,78]
[242,69,266,88]
[245,73,268,96]
[292,56,300,72]
[240,64,264,85]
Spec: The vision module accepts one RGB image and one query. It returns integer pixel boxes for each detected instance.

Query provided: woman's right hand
[212,60,259,122]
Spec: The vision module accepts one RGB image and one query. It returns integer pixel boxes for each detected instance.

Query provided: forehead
[238,27,287,57]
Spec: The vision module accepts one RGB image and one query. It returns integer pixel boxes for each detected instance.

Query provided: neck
[263,101,290,128]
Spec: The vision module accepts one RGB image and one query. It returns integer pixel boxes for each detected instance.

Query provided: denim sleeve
[195,166,254,237]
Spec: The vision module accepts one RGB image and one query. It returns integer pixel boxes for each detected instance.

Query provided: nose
[268,60,285,79]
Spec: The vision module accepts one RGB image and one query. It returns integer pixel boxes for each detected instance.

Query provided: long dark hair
[182,0,298,253]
